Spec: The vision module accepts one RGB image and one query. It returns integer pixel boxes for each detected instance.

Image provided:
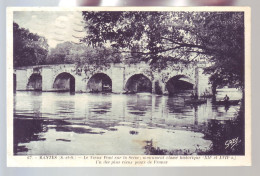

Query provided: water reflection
[14,91,242,155]
[127,94,152,116]
[14,119,47,154]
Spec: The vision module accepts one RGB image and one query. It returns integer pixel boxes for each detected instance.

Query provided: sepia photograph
[7,7,251,166]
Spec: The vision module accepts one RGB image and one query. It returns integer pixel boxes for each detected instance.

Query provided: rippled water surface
[13,91,241,155]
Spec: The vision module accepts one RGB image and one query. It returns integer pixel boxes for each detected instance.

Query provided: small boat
[214,100,240,106]
[201,94,213,98]
[122,91,136,94]
[185,99,207,105]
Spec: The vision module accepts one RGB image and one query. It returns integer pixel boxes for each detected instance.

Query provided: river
[13,90,242,155]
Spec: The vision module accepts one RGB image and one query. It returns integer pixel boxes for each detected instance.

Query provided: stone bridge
[13,62,212,96]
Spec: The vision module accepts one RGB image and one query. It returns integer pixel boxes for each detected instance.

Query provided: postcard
[7,7,251,167]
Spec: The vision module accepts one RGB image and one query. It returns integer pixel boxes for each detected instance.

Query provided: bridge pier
[197,67,212,97]
[152,80,156,94]
[112,66,125,93]
[194,67,199,96]
[15,69,27,91]
[75,75,86,93]
[161,84,168,95]
[42,68,53,91]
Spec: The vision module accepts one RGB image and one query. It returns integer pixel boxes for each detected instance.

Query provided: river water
[13,90,242,155]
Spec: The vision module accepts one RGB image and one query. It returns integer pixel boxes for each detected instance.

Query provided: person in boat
[223,94,230,102]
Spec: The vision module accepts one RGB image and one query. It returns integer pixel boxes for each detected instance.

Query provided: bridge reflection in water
[14,91,241,155]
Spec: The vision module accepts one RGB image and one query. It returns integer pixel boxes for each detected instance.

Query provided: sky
[14,11,86,48]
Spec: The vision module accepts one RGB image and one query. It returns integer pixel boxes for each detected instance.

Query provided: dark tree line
[13,22,49,67]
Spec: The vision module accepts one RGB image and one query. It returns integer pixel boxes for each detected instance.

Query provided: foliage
[74,45,122,72]
[46,42,85,64]
[81,11,245,88]
[201,13,245,89]
[202,105,245,155]
[47,41,122,74]
[13,22,49,67]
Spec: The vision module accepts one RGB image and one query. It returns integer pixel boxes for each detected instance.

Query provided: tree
[81,11,245,89]
[13,22,49,67]
[47,41,122,74]
[46,42,83,64]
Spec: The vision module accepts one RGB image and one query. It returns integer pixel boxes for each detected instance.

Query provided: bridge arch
[27,73,42,91]
[165,75,194,95]
[53,72,75,92]
[86,73,112,93]
[125,74,152,93]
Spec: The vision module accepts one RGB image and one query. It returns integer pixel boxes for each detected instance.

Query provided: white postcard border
[6,6,251,167]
